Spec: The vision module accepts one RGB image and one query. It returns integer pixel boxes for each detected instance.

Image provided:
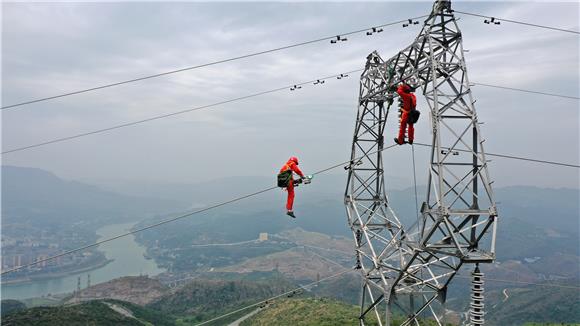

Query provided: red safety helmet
[289,156,299,165]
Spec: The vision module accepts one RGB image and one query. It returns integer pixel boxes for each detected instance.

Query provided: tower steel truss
[345,1,498,325]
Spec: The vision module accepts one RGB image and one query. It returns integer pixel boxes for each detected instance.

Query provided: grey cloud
[2,1,578,188]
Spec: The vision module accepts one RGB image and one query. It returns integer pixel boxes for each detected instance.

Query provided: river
[1,222,165,300]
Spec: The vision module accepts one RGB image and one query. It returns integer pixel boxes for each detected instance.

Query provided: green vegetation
[240,298,374,326]
[1,299,26,316]
[521,321,580,325]
[2,299,175,326]
[486,286,580,325]
[240,298,451,326]
[148,278,294,324]
[20,296,64,308]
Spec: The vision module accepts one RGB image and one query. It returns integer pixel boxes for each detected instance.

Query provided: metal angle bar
[438,119,475,162]
[425,294,444,326]
[399,294,440,326]
[441,164,483,205]
[396,271,455,293]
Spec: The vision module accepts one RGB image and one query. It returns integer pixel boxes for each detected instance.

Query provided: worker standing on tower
[277,156,305,218]
[394,83,418,145]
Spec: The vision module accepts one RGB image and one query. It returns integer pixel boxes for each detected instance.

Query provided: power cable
[473,82,580,100]
[454,274,580,290]
[413,142,580,168]
[0,186,275,275]
[453,10,580,35]
[313,249,580,292]
[194,268,355,326]
[2,76,577,156]
[197,254,577,326]
[4,9,577,111]
[0,16,429,111]
[0,144,398,275]
[1,70,362,155]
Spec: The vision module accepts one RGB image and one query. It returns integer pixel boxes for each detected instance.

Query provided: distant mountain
[2,165,183,228]
[495,186,579,235]
[484,285,580,325]
[88,173,413,207]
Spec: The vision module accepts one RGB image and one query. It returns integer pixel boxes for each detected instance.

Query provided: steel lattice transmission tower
[345,1,499,325]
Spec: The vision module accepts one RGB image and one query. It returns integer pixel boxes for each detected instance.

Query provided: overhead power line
[454,10,580,35]
[2,138,577,276]
[179,250,580,326]
[454,274,580,290]
[0,144,398,275]
[194,269,355,326]
[304,246,580,292]
[2,72,577,156]
[413,143,580,169]
[0,15,429,111]
[0,70,362,155]
[3,10,576,111]
[473,82,580,100]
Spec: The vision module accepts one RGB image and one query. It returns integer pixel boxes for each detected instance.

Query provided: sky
[2,1,579,190]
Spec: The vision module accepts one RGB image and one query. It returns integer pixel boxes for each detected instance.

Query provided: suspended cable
[453,10,580,35]
[454,274,580,290]
[474,82,580,100]
[194,268,355,326]
[318,250,580,292]
[3,9,576,111]
[0,70,362,155]
[0,16,429,111]
[3,77,577,156]
[413,142,580,168]
[0,144,398,275]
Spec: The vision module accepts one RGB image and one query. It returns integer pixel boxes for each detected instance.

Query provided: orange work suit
[279,160,304,211]
[397,85,417,144]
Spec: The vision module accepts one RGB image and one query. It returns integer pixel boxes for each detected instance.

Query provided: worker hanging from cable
[277,156,306,218]
[394,82,420,145]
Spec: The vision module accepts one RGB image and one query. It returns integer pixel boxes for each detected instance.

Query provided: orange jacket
[397,84,417,112]
[280,160,304,178]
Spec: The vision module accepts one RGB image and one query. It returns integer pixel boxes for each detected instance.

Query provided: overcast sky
[2,1,579,190]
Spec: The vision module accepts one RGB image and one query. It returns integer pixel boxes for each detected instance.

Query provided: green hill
[240,298,454,326]
[1,299,26,316]
[147,277,294,324]
[485,285,580,325]
[1,299,174,326]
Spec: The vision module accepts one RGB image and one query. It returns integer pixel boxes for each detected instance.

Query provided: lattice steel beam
[345,1,498,325]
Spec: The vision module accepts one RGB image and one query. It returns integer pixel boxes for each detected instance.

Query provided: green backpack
[277,170,292,187]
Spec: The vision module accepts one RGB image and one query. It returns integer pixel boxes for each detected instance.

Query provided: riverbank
[2,222,166,300]
[1,258,114,286]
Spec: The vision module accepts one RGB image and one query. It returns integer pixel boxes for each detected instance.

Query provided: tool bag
[408,109,420,124]
[277,170,292,187]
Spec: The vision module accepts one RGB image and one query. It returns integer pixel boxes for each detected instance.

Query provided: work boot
[394,138,402,145]
[408,139,413,145]
[286,211,296,218]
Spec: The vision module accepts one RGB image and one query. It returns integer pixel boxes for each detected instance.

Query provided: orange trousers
[398,110,414,144]
[286,180,295,211]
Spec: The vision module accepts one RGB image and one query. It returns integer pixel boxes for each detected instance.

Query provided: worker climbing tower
[345,1,498,325]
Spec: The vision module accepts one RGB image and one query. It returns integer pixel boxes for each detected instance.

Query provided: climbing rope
[411,144,420,227]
